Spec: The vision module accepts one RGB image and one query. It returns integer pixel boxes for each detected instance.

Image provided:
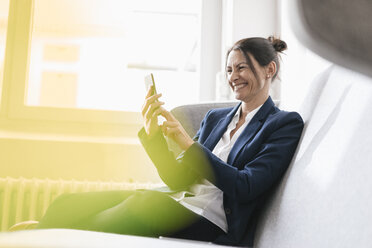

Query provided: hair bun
[268,36,287,52]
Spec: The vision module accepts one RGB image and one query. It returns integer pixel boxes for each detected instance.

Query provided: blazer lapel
[203,103,241,150]
[227,97,275,165]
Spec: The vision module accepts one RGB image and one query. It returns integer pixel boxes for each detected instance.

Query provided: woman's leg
[37,190,135,229]
[76,190,200,237]
[37,190,222,241]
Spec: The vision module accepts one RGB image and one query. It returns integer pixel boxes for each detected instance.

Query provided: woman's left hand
[160,110,194,151]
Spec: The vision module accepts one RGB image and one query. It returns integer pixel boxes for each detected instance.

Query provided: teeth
[234,84,246,90]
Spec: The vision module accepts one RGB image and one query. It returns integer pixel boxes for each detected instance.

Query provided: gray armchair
[170,102,238,138]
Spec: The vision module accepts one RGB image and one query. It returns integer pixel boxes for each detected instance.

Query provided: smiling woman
[34,36,304,247]
[225,37,287,116]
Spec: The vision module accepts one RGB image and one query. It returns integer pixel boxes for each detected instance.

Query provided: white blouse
[170,104,262,233]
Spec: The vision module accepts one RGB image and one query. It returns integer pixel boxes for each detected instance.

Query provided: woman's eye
[238,66,246,70]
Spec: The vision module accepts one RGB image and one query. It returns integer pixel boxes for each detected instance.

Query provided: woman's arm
[138,128,200,190]
[139,89,201,189]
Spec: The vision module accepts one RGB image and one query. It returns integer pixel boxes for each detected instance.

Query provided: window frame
[1,0,222,127]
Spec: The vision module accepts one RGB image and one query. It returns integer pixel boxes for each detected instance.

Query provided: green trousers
[37,190,208,238]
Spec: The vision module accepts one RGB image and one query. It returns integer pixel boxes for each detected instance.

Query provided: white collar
[233,103,263,123]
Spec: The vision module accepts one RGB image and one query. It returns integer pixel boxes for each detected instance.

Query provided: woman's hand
[141,86,164,138]
[160,110,194,151]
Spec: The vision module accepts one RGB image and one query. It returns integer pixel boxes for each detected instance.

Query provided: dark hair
[225,36,287,81]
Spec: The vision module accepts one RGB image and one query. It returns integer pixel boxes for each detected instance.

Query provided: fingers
[141,93,162,117]
[161,121,180,136]
[160,109,177,121]
[161,121,178,128]
[146,87,161,102]
[145,85,156,98]
[144,101,165,121]
[151,106,166,123]
[160,120,194,150]
[162,126,177,136]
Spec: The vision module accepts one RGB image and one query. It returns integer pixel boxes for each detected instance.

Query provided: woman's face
[226,50,269,103]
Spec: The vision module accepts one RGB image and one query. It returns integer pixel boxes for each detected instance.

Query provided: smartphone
[144,73,157,96]
[144,73,165,124]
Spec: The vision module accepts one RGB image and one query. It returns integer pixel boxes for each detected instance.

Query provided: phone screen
[144,73,165,124]
[144,73,157,96]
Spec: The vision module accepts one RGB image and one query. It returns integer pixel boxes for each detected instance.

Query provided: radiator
[0,177,162,231]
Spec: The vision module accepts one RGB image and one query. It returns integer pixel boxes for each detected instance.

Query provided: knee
[50,193,69,205]
[126,190,172,214]
[132,190,165,205]
[48,192,79,210]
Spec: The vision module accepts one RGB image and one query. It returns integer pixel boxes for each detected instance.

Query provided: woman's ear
[266,61,277,78]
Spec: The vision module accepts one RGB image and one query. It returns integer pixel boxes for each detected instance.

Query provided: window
[27,0,201,112]
[2,0,222,127]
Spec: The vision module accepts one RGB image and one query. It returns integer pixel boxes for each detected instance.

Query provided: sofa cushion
[0,229,235,248]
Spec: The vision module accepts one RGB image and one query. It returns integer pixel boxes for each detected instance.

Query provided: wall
[225,0,279,47]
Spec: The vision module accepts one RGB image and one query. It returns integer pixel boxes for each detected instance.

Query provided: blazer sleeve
[138,128,201,190]
[180,111,304,203]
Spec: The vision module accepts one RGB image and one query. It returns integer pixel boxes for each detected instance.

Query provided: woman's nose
[229,70,239,82]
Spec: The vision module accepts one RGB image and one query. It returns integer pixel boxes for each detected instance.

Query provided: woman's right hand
[141,86,164,138]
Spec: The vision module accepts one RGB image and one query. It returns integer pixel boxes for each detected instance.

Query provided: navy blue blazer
[138,96,304,246]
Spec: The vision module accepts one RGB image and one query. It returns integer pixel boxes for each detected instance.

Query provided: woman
[37,36,304,247]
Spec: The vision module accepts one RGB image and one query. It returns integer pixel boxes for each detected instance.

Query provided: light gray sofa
[254,0,372,246]
[1,0,372,247]
[255,65,372,247]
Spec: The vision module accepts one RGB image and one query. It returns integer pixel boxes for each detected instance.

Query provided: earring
[266,74,270,78]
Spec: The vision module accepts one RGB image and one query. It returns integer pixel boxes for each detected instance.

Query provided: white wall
[224,0,279,48]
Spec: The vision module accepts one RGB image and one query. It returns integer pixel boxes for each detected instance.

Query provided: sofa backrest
[252,0,372,246]
[170,100,280,138]
[168,102,238,156]
[170,101,238,138]
[290,0,372,79]
[254,65,372,247]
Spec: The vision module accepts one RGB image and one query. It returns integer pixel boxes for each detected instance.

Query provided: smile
[233,83,248,90]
